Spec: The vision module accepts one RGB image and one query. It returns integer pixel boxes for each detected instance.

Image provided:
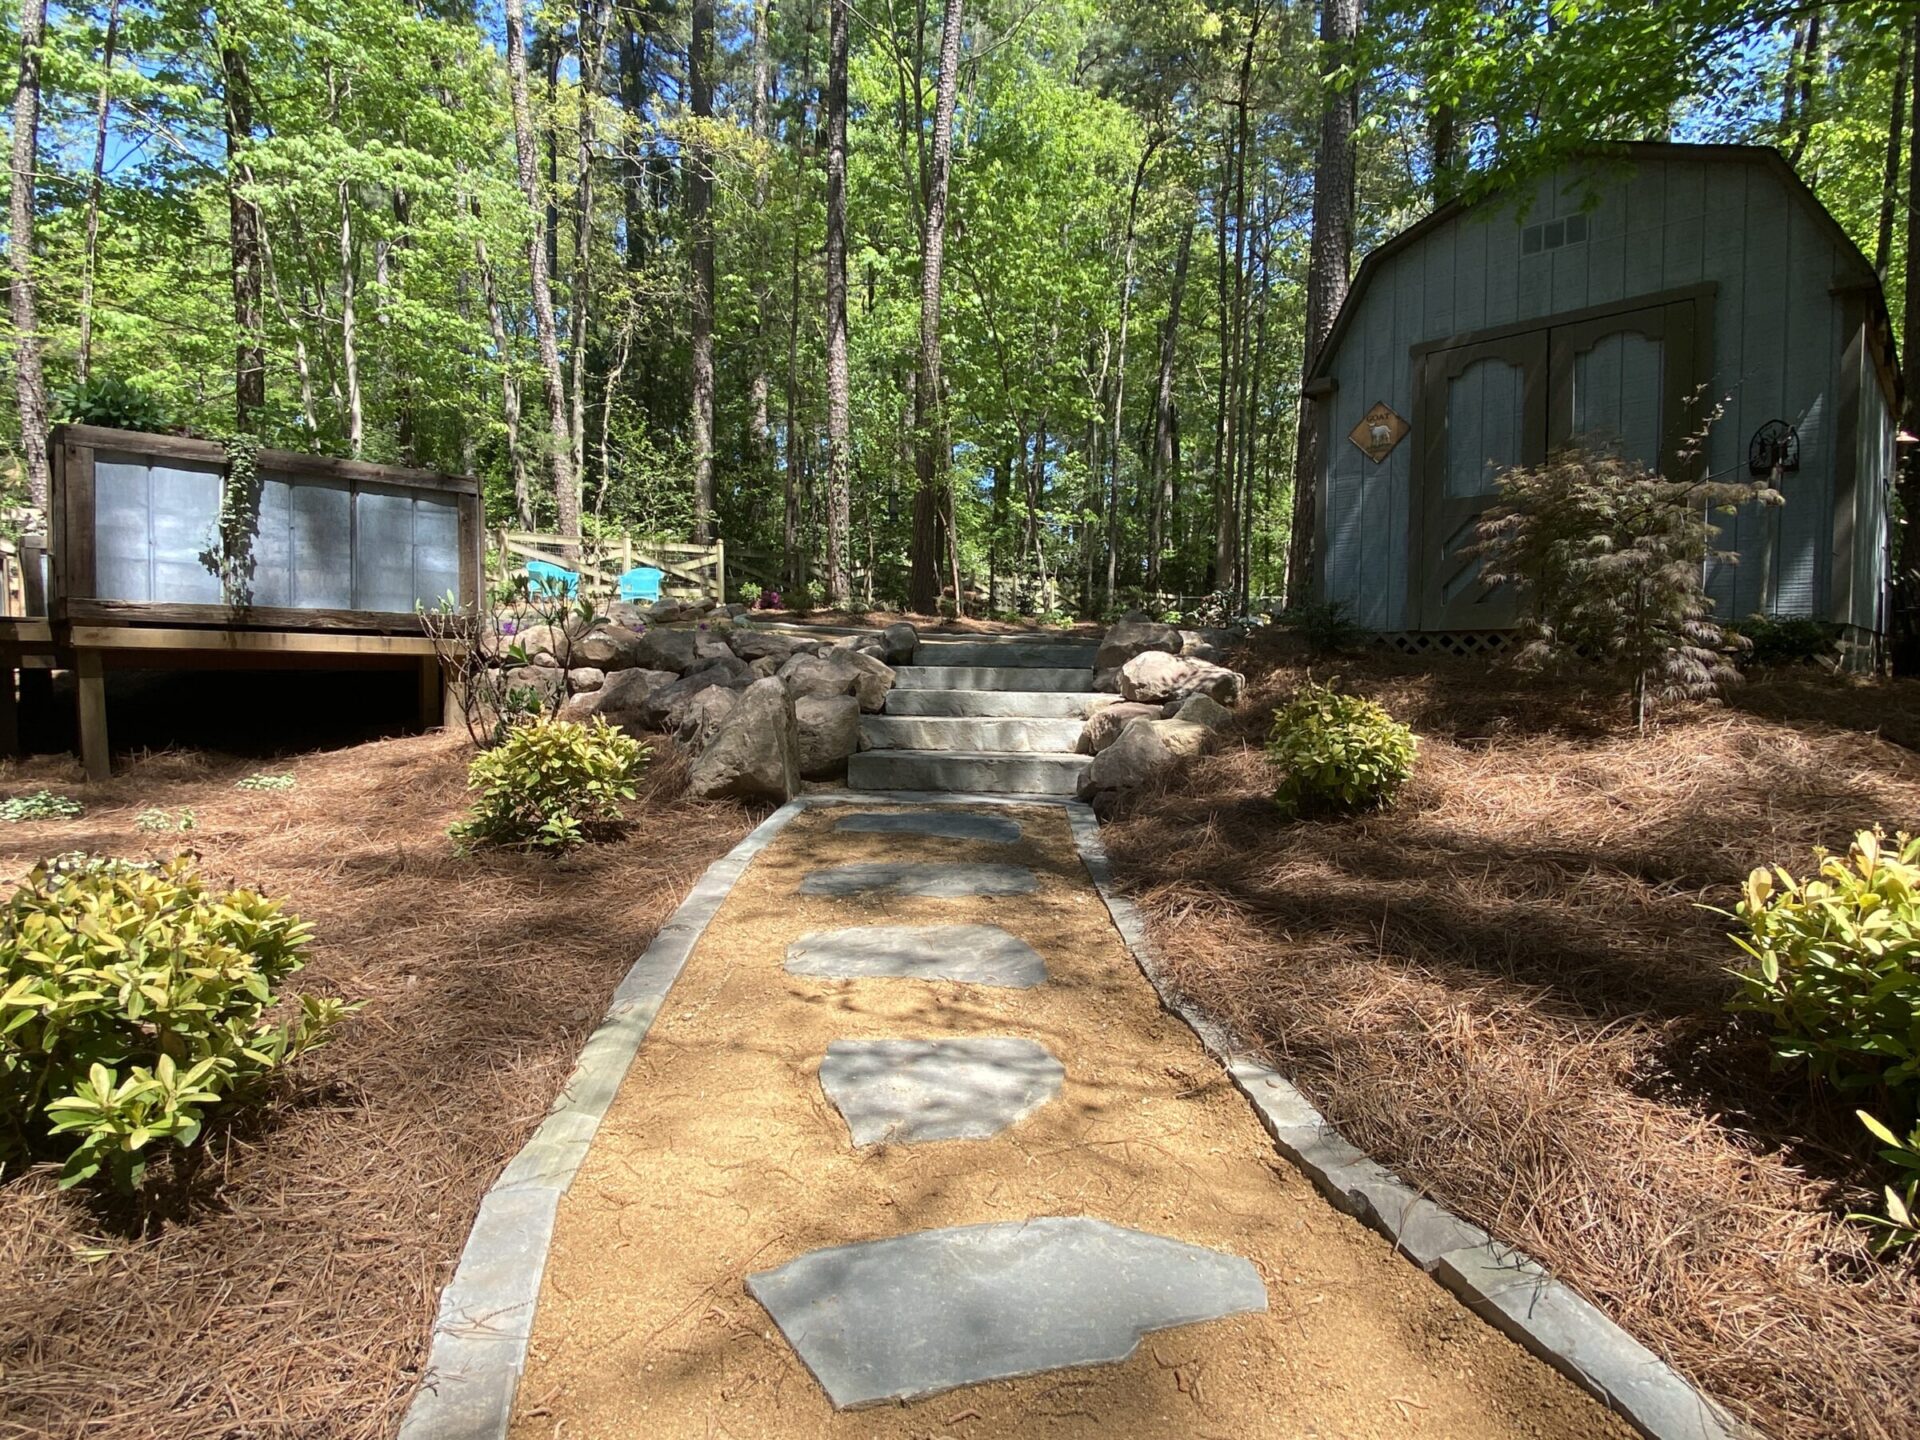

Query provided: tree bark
[824,0,853,607]
[907,0,965,614]
[1285,0,1361,606]
[338,178,364,456]
[220,30,266,431]
[76,0,120,386]
[1104,139,1158,611]
[507,0,579,550]
[1147,214,1193,594]
[572,0,613,489]
[1879,27,1910,277]
[475,229,532,528]
[688,0,717,540]
[7,0,50,512]
[748,0,775,491]
[1895,11,1920,673]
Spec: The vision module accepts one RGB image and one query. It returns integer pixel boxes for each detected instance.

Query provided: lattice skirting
[1371,630,1516,659]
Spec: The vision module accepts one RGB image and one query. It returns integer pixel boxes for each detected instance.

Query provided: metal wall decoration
[1747,419,1800,477]
[1349,402,1409,465]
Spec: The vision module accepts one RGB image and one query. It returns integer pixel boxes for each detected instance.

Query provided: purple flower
[500,619,518,635]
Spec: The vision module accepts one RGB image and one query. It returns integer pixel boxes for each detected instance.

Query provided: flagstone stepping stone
[799,862,1037,898]
[819,1037,1064,1146]
[785,924,1048,987]
[746,1217,1268,1409]
[833,810,1023,844]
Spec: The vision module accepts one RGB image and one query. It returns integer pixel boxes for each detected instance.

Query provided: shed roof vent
[1522,212,1588,255]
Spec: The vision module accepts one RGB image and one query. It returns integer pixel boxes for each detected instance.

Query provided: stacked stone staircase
[849,636,1100,795]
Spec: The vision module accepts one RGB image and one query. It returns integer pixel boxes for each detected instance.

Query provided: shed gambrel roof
[1306,142,1900,411]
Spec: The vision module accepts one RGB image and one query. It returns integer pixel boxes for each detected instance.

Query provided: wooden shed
[1304,142,1901,659]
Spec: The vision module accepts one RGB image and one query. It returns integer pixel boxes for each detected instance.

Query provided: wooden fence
[492,529,728,603]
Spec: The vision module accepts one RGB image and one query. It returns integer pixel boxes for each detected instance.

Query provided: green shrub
[1728,830,1920,1098]
[236,772,295,792]
[0,791,82,823]
[1732,613,1839,669]
[1265,682,1418,818]
[1277,600,1367,655]
[56,374,172,433]
[451,716,647,851]
[1852,1111,1920,1257]
[0,855,343,1190]
[135,807,196,835]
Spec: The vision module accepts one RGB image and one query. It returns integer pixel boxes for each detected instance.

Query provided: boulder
[881,622,918,664]
[507,621,585,665]
[646,598,702,625]
[632,626,701,674]
[1076,717,1176,801]
[1118,650,1244,707]
[1076,701,1161,755]
[1179,626,1236,665]
[503,663,567,706]
[730,629,809,664]
[640,666,749,731]
[573,624,648,670]
[607,601,649,629]
[1164,693,1233,731]
[693,628,737,663]
[672,684,739,750]
[687,677,800,802]
[568,667,678,733]
[749,655,784,680]
[1095,618,1180,676]
[832,633,891,662]
[794,693,861,779]
[557,690,599,724]
[779,649,895,713]
[1149,717,1213,758]
[567,666,606,694]
[689,652,753,686]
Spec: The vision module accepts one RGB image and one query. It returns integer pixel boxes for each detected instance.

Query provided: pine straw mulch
[1100,638,1920,1440]
[0,733,757,1440]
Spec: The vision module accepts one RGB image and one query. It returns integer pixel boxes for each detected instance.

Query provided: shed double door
[1414,296,1702,630]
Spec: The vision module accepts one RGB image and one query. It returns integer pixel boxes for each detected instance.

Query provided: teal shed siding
[1314,146,1896,639]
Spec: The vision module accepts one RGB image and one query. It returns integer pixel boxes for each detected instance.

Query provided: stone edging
[396,797,812,1440]
[1062,802,1758,1440]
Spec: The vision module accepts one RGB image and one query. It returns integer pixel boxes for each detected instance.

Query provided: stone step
[848,750,1089,795]
[912,640,1099,669]
[882,689,1103,719]
[861,716,1084,754]
[892,665,1094,693]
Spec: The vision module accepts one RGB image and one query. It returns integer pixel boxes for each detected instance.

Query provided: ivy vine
[198,434,263,608]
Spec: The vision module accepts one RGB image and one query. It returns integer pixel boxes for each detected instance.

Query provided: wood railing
[492,529,727,602]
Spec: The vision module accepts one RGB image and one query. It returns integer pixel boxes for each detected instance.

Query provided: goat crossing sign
[1349,402,1408,464]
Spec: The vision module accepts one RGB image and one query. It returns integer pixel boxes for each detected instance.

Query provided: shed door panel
[1548,300,1697,475]
[1417,332,1546,629]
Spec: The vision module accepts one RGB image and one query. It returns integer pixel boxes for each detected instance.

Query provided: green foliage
[450,717,647,852]
[236,772,296,792]
[0,791,83,823]
[1472,447,1774,730]
[1265,682,1418,819]
[1728,830,1920,1099]
[1851,1111,1920,1258]
[1732,614,1839,670]
[135,808,197,836]
[200,435,264,607]
[56,375,173,433]
[0,856,343,1191]
[1278,600,1367,655]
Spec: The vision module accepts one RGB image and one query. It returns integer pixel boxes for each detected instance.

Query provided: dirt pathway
[511,801,1633,1439]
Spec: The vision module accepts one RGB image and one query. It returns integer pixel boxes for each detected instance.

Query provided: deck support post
[418,655,446,729]
[75,650,109,783]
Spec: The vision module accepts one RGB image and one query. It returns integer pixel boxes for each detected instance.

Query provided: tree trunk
[1285,0,1361,607]
[572,0,613,490]
[1895,12,1920,673]
[8,0,50,512]
[76,0,120,386]
[688,0,717,540]
[823,0,853,607]
[220,32,266,431]
[1879,28,1910,278]
[475,231,532,528]
[747,0,775,492]
[1105,140,1157,611]
[338,178,364,456]
[507,0,579,551]
[907,0,965,614]
[1147,214,1193,594]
